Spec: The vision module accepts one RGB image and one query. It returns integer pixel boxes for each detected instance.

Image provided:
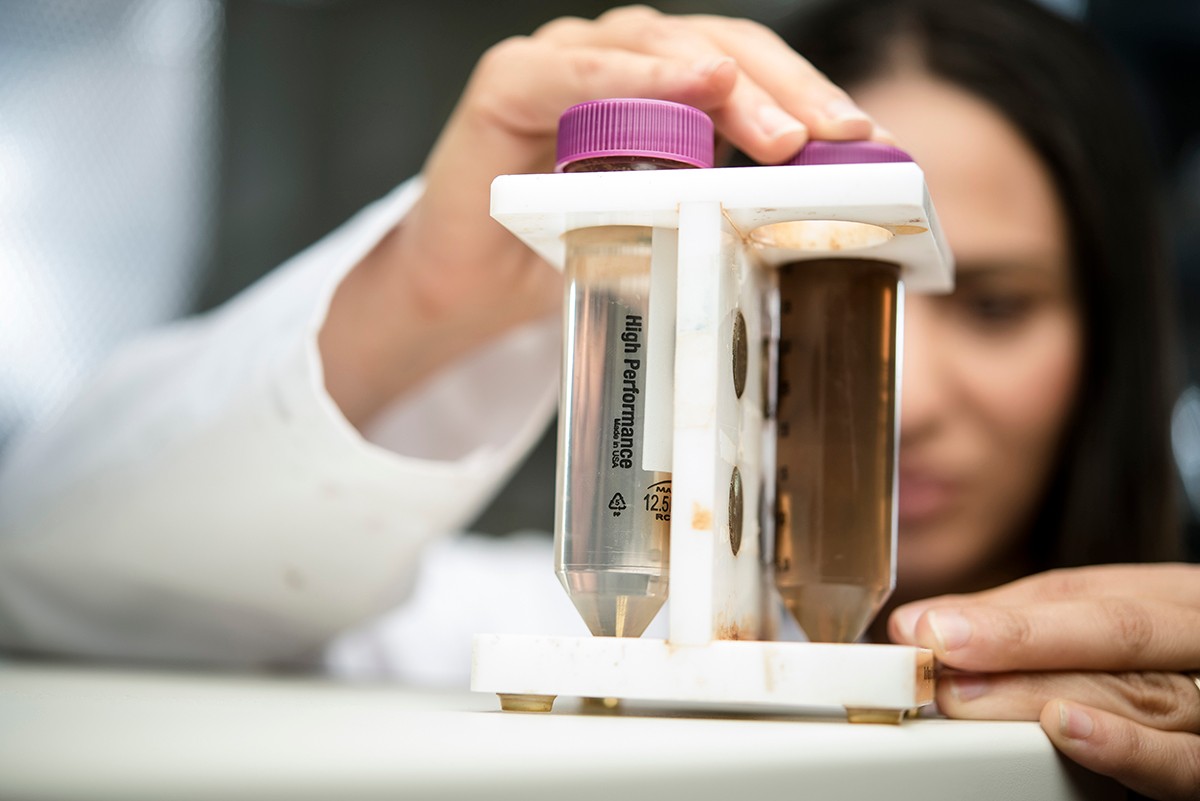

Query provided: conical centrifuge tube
[554,98,713,637]
[770,141,909,643]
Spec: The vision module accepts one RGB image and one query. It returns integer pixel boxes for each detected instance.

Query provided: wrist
[318,220,558,428]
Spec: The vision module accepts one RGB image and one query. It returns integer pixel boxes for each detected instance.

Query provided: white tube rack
[473,163,953,720]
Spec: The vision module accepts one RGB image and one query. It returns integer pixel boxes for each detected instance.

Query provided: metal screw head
[762,335,773,419]
[729,466,744,556]
[732,310,748,399]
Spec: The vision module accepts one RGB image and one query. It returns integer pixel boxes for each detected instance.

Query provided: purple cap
[556,98,714,171]
[788,140,913,165]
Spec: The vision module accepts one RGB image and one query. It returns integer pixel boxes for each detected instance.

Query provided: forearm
[0,180,558,666]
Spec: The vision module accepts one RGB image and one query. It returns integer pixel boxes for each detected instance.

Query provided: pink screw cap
[556,98,715,172]
[788,140,913,165]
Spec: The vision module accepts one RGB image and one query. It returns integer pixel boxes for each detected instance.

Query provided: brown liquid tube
[773,258,902,643]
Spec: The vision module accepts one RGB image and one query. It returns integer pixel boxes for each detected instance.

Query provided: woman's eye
[959,292,1034,324]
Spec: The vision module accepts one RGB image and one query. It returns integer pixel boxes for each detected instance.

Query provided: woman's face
[853,71,1083,599]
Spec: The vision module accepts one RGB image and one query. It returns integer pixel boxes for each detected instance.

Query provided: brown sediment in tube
[772,258,901,644]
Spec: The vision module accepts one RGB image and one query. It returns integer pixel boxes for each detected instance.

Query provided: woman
[0,0,1194,796]
[318,0,1197,796]
[775,2,1197,797]
[781,0,1180,595]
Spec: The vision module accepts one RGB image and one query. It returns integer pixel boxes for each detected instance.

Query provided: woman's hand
[888,564,1200,800]
[320,6,892,426]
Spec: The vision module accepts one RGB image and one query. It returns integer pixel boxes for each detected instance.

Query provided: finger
[938,670,1200,733]
[963,564,1200,606]
[463,36,737,149]
[535,9,811,163]
[685,14,881,142]
[889,563,1200,643]
[539,8,889,158]
[909,599,1200,672]
[680,59,813,165]
[1042,700,1200,801]
[890,596,974,644]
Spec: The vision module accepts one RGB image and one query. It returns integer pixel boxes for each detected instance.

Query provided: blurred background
[1,0,1198,555]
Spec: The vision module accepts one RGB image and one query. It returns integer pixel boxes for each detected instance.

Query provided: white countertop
[0,662,1119,801]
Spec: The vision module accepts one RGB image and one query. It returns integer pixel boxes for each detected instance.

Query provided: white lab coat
[0,178,576,671]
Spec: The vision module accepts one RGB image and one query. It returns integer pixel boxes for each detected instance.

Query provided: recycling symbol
[608,492,627,517]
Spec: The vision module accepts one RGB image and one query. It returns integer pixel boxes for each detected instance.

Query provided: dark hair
[777,0,1180,567]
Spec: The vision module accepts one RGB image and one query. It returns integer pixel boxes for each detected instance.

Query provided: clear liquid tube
[557,226,670,637]
[552,99,713,637]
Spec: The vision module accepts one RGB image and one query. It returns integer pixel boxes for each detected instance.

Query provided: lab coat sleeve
[0,178,560,667]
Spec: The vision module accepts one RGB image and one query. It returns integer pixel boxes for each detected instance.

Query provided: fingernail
[927,610,972,652]
[825,98,871,124]
[949,674,988,702]
[891,605,923,642]
[756,105,807,140]
[1058,702,1094,740]
[692,56,735,78]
